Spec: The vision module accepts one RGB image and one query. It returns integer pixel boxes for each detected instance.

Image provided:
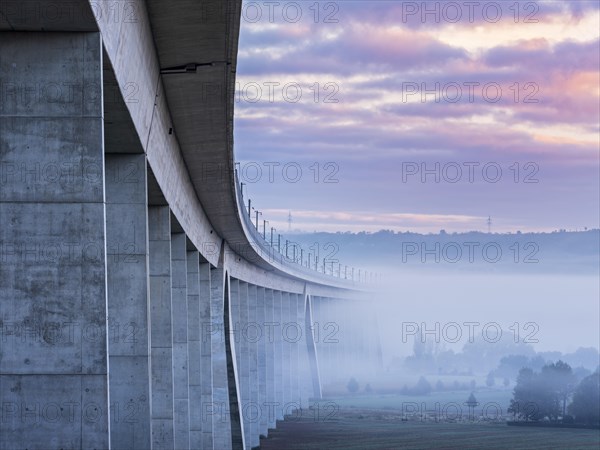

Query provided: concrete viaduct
[0,1,382,449]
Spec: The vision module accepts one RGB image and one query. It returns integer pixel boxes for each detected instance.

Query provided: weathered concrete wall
[186,249,202,448]
[290,294,300,412]
[198,262,214,448]
[256,286,268,436]
[105,153,152,450]
[264,289,277,430]
[171,231,190,449]
[247,283,259,447]
[273,290,284,422]
[148,206,174,449]
[0,31,109,450]
[209,267,233,449]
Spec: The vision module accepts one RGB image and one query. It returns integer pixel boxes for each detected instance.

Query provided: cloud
[483,38,600,72]
[234,1,600,232]
[238,21,467,76]
[261,208,486,233]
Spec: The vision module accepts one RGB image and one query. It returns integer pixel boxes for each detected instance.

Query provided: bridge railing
[233,169,381,285]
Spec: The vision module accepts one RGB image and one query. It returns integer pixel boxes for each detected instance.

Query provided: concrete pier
[209,267,233,449]
[273,290,285,423]
[256,286,268,437]
[265,289,277,430]
[149,206,174,449]
[199,263,214,449]
[247,283,260,448]
[171,231,190,450]
[0,31,109,450]
[186,249,202,448]
[106,154,152,450]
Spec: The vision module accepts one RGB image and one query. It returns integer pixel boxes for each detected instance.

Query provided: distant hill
[280,229,600,274]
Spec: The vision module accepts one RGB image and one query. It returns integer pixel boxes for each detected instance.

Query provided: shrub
[347,377,359,394]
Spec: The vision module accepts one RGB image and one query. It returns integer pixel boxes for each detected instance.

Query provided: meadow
[260,392,600,449]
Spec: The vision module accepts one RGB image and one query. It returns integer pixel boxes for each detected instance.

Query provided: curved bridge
[0,2,382,449]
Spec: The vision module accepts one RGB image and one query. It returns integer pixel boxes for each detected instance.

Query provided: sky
[234,0,600,234]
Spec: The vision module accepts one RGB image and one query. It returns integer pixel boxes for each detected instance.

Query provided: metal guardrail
[233,169,380,285]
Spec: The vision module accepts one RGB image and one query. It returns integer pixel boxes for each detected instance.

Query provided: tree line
[509,361,599,426]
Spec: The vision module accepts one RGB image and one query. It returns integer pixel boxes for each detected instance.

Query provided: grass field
[327,390,513,418]
[259,393,600,449]
[260,409,600,449]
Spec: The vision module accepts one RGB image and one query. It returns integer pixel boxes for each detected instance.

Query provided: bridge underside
[0,3,381,449]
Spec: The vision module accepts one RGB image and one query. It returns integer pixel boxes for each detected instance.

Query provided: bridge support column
[0,31,109,450]
[187,250,202,448]
[256,286,268,438]
[339,297,349,385]
[210,267,231,448]
[199,263,214,449]
[331,298,342,385]
[149,206,174,449]
[306,295,323,401]
[273,291,284,421]
[105,154,152,450]
[265,289,277,429]
[298,295,308,409]
[348,300,359,383]
[316,296,338,388]
[171,232,190,449]
[230,278,250,449]
[313,297,327,386]
[234,280,251,448]
[312,296,323,385]
[248,284,260,448]
[289,294,301,414]
[281,292,292,418]
[211,268,241,449]
[297,294,311,408]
